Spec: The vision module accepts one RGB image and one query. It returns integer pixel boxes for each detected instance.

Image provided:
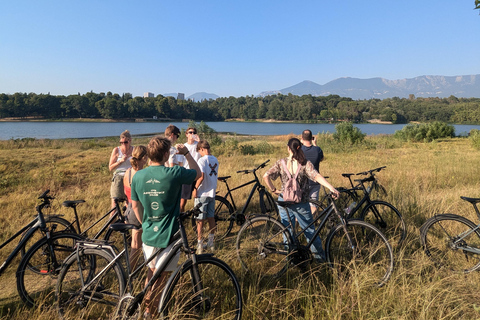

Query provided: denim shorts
[194,197,215,220]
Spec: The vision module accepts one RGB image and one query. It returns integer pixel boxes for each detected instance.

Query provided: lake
[0,121,479,140]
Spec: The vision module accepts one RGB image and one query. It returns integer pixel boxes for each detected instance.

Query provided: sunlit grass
[2,134,480,319]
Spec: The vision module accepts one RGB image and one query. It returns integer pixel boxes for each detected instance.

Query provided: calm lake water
[0,121,479,140]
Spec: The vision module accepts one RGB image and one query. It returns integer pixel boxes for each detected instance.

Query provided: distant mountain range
[258,75,480,100]
[163,74,480,101]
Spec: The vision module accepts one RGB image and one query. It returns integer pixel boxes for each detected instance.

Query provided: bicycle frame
[276,196,352,256]
[62,198,126,240]
[219,176,264,215]
[217,159,271,217]
[70,205,209,317]
[0,216,47,275]
[0,191,52,276]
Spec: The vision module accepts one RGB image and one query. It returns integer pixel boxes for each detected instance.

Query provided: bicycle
[420,196,480,273]
[213,159,278,240]
[56,203,243,319]
[236,192,394,287]
[325,166,406,247]
[0,190,84,307]
[16,195,128,308]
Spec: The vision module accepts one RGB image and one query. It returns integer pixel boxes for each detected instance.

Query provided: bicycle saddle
[62,200,85,207]
[460,196,480,204]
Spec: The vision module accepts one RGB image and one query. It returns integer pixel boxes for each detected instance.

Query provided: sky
[1,1,479,98]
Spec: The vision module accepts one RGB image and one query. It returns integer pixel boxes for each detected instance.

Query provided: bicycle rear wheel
[160,255,242,320]
[361,201,406,248]
[325,220,394,287]
[16,232,84,308]
[56,247,126,319]
[214,196,234,240]
[420,214,480,273]
[236,215,291,278]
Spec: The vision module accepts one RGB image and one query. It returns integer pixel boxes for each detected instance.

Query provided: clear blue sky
[1,1,479,98]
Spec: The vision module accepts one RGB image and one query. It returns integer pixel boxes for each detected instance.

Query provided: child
[193,140,219,253]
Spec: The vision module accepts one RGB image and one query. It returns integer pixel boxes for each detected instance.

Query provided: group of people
[108,126,219,317]
[107,127,337,317]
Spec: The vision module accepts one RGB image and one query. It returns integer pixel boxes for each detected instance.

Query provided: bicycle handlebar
[356,166,386,176]
[179,203,203,221]
[236,159,270,174]
[38,189,54,201]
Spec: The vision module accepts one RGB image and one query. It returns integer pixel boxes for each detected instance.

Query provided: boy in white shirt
[180,127,201,212]
[192,140,219,253]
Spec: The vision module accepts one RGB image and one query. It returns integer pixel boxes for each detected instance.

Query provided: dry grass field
[1,133,480,319]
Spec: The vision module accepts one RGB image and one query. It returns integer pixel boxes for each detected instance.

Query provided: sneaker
[197,242,204,254]
[207,235,215,252]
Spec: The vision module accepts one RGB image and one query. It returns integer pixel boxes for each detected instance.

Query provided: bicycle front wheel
[56,247,126,319]
[160,256,242,320]
[325,220,394,287]
[420,214,480,273]
[16,232,84,308]
[236,215,291,278]
[361,201,406,248]
[214,196,234,240]
[20,215,76,259]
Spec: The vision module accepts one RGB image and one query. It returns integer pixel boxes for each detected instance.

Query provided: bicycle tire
[56,247,126,319]
[20,215,76,259]
[160,255,242,320]
[361,201,406,248]
[236,215,291,278]
[214,195,234,240]
[16,232,84,308]
[325,219,394,287]
[420,214,480,273]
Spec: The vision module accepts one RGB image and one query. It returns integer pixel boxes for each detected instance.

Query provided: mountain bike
[318,166,406,247]
[0,190,84,307]
[213,159,278,240]
[420,196,480,273]
[236,192,394,287]
[56,204,242,319]
[16,195,128,307]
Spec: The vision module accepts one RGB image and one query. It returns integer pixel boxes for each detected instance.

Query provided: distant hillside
[187,92,219,101]
[258,75,480,100]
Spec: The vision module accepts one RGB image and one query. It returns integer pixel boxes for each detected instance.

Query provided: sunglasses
[187,131,196,134]
[119,141,129,144]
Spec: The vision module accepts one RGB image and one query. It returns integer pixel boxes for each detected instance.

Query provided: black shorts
[181,182,195,200]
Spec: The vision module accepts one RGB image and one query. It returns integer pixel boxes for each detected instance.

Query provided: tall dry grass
[1,134,480,319]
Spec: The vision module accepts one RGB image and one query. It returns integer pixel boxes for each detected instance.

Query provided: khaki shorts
[110,173,126,199]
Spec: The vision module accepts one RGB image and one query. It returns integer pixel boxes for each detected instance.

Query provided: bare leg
[145,268,170,316]
[129,229,143,271]
[180,198,187,213]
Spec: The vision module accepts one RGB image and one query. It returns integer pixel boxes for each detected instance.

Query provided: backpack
[281,159,302,203]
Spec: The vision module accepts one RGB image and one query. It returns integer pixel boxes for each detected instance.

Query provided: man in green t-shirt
[131,135,200,317]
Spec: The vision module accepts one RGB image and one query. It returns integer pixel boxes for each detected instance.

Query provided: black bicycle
[0,190,84,307]
[56,204,243,319]
[16,195,129,308]
[236,192,394,287]
[213,159,278,240]
[420,196,480,273]
[328,166,406,247]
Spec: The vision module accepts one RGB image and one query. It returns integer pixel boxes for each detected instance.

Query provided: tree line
[1,91,480,124]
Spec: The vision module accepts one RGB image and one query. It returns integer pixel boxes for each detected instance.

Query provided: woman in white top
[108,130,134,208]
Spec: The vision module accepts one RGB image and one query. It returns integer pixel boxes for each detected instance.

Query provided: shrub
[469,129,480,149]
[333,122,366,145]
[394,122,455,142]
